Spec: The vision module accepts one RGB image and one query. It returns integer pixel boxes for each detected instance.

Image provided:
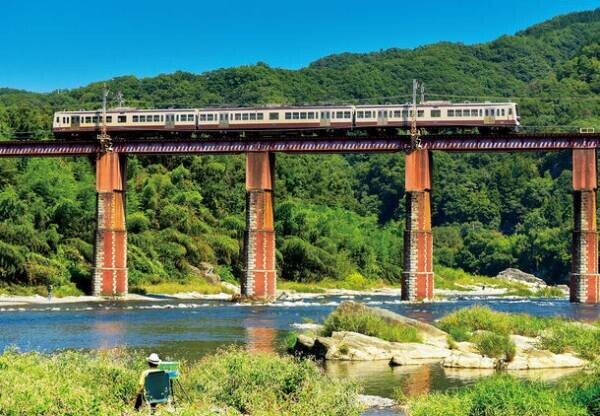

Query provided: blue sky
[0,0,598,92]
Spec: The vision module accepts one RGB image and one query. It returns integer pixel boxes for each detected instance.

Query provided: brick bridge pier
[89,146,599,304]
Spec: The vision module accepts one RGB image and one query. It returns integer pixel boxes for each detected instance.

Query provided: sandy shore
[0,284,566,308]
[0,292,233,307]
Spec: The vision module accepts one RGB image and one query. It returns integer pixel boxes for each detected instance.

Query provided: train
[52,101,519,138]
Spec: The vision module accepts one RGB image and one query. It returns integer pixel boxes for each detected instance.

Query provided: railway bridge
[1,132,600,303]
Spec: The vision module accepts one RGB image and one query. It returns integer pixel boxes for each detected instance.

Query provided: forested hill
[0,9,599,293]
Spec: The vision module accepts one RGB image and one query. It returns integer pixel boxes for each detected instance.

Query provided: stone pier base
[242,152,276,299]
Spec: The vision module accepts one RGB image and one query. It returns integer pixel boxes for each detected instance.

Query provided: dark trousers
[134,393,157,411]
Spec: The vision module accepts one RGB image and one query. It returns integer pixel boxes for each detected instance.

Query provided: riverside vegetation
[0,9,599,294]
[0,347,362,416]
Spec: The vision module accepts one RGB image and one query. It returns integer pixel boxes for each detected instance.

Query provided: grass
[279,272,391,293]
[321,302,422,343]
[437,306,600,360]
[0,347,362,416]
[0,282,84,297]
[407,373,596,416]
[434,266,547,297]
[434,266,567,298]
[135,278,233,295]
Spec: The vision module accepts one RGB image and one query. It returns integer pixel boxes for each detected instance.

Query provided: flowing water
[1,295,598,415]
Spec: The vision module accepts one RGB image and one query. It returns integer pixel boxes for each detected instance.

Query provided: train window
[140,115,146,122]
[470,109,477,116]
[133,116,139,122]
[285,112,292,120]
[56,117,60,123]
[161,115,164,122]
[418,110,424,117]
[106,116,113,123]
[242,113,249,120]
[365,111,371,118]
[336,111,343,119]
[431,110,441,117]
[501,109,505,116]
[479,109,483,116]
[308,112,314,119]
[200,114,206,121]
[357,111,364,118]
[181,115,187,122]
[457,110,464,117]
[118,116,126,123]
[293,112,300,120]
[485,109,489,116]
[154,115,160,122]
[207,114,214,121]
[344,111,351,119]
[249,113,256,120]
[188,114,194,120]
[401,110,408,117]
[257,113,264,120]
[508,108,513,115]
[269,112,279,120]
[392,110,400,117]
[300,112,307,119]
[92,116,99,123]
[447,110,454,117]
[234,113,241,121]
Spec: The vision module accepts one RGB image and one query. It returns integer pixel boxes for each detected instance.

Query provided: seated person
[134,353,163,411]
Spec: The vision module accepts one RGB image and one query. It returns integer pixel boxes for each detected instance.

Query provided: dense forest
[0,9,599,293]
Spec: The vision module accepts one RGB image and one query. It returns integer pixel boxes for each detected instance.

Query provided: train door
[71,115,81,129]
[219,113,229,128]
[320,111,331,127]
[484,108,495,125]
[377,109,388,126]
[165,114,175,128]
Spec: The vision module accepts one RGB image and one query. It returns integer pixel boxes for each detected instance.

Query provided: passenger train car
[52,102,519,138]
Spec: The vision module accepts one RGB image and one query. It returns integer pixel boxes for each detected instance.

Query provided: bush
[472,332,516,361]
[322,302,422,343]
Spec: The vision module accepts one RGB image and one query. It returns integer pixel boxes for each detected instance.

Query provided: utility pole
[410,79,422,149]
[98,83,112,152]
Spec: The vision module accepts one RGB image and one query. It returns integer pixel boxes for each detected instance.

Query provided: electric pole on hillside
[410,79,422,149]
[98,83,113,152]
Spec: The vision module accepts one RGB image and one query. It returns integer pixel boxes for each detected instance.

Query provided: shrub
[472,332,516,361]
[322,302,422,343]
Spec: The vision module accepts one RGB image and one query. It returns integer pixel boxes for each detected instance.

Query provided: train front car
[52,109,199,139]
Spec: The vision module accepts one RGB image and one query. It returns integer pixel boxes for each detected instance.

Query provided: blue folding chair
[143,370,172,413]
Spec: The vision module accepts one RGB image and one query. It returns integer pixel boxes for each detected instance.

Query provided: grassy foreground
[0,348,361,416]
[406,371,600,416]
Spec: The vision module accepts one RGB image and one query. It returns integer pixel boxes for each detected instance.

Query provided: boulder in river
[496,268,546,287]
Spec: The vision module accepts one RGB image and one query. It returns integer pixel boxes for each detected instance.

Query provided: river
[1,295,598,415]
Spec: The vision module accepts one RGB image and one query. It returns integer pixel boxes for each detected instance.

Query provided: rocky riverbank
[293,302,593,371]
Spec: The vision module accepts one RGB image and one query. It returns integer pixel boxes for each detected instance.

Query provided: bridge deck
[0,133,599,156]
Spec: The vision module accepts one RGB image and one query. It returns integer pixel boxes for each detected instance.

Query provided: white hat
[146,353,161,365]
